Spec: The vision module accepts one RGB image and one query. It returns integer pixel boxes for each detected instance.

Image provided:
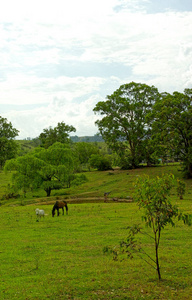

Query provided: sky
[1,0,192,139]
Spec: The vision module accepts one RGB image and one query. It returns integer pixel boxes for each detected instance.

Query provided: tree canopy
[39,121,76,148]
[0,116,19,168]
[4,142,87,197]
[149,89,192,177]
[93,82,160,169]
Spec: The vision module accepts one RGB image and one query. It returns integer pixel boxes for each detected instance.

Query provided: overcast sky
[1,0,192,139]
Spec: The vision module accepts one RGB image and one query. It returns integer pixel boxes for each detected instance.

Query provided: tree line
[94,82,192,177]
[1,81,192,198]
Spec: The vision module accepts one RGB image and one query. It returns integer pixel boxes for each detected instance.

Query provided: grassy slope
[1,163,189,206]
[0,164,192,299]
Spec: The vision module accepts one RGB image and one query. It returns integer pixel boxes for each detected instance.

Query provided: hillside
[1,163,190,208]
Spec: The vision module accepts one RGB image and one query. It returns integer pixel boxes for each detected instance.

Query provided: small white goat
[35,208,45,220]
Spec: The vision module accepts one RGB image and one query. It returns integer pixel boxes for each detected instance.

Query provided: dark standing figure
[52,200,68,217]
[104,191,111,202]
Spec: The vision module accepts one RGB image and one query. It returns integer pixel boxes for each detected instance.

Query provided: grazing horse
[52,200,68,217]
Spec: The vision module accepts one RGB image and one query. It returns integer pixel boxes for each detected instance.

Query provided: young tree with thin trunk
[112,174,191,280]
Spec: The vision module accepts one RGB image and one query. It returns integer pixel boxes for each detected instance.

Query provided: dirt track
[31,197,133,206]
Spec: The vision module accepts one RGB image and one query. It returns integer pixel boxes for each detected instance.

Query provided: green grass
[1,202,192,299]
[1,164,192,299]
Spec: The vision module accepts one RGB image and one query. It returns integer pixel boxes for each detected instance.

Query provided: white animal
[35,208,45,219]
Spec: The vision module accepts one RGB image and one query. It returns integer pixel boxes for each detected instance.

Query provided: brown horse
[52,200,68,217]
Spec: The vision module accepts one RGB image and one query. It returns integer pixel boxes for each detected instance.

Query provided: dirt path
[29,197,133,206]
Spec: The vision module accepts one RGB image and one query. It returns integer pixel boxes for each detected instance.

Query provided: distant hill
[16,136,104,155]
[70,135,104,143]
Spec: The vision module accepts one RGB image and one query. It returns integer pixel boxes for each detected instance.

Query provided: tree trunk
[187,163,192,178]
[155,230,162,280]
[45,187,51,197]
[155,243,161,280]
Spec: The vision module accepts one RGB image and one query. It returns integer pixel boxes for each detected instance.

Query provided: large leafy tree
[39,121,76,148]
[0,116,19,168]
[93,82,160,169]
[150,89,192,177]
[4,142,86,197]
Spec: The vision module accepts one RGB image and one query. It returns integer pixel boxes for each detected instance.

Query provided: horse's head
[52,209,55,217]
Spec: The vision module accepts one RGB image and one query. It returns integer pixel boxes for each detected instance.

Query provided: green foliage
[118,149,140,170]
[4,142,85,197]
[0,116,19,138]
[5,153,45,197]
[134,174,184,228]
[93,82,161,169]
[71,173,88,186]
[73,142,99,170]
[0,137,19,168]
[149,89,192,177]
[176,179,186,199]
[0,116,19,168]
[39,121,76,148]
[89,154,113,171]
[16,138,41,156]
[2,184,20,200]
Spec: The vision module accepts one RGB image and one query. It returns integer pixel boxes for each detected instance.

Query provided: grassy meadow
[0,164,192,299]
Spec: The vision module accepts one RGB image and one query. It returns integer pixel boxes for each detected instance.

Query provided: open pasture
[1,199,192,299]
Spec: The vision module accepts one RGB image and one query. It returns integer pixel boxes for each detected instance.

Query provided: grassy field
[1,164,192,299]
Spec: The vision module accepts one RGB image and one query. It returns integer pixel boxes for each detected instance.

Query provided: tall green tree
[0,116,19,168]
[93,82,160,169]
[150,89,192,177]
[39,121,76,148]
[4,142,86,197]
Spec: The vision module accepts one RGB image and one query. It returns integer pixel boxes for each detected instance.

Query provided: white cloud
[0,75,106,105]
[0,0,117,23]
[1,0,192,138]
[5,93,102,139]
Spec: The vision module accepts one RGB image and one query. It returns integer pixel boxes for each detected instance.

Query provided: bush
[89,154,113,171]
[71,174,88,186]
